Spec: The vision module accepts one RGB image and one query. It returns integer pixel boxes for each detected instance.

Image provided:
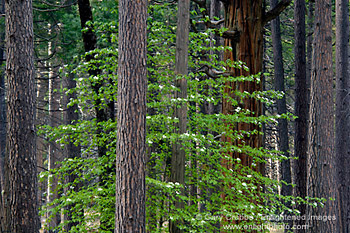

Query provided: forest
[0,0,348,232]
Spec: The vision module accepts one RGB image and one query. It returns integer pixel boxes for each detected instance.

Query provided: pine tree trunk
[115,0,147,232]
[335,0,350,232]
[307,0,339,231]
[294,0,308,231]
[170,0,190,232]
[3,0,40,231]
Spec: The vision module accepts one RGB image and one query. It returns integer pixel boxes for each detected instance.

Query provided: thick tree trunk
[221,1,291,231]
[115,0,147,232]
[335,0,350,232]
[294,0,308,232]
[221,2,263,231]
[307,0,339,232]
[222,0,263,178]
[170,0,190,232]
[3,0,40,232]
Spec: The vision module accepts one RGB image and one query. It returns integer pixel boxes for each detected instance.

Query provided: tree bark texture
[0,0,5,229]
[294,0,308,232]
[170,0,190,232]
[115,0,147,232]
[335,0,350,232]
[307,0,339,232]
[306,1,313,97]
[221,2,263,231]
[4,0,40,232]
[0,0,5,216]
[222,0,263,177]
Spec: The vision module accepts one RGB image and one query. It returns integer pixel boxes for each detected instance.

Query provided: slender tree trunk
[170,0,190,232]
[0,0,5,230]
[335,0,350,232]
[294,0,308,232]
[270,0,291,194]
[307,0,339,231]
[0,0,5,198]
[36,64,49,214]
[115,0,147,232]
[77,0,114,230]
[63,72,83,231]
[270,0,291,231]
[3,0,40,231]
[47,34,63,231]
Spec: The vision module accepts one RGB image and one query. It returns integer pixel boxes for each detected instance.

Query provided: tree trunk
[222,0,264,180]
[221,1,291,231]
[3,0,40,231]
[77,0,114,230]
[294,0,308,232]
[170,0,190,232]
[115,0,147,232]
[63,72,83,231]
[307,0,339,231]
[0,0,5,230]
[221,2,263,231]
[270,0,291,231]
[306,1,313,98]
[47,35,63,231]
[335,0,350,232]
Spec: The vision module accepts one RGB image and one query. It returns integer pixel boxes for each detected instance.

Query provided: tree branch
[196,19,225,27]
[196,65,234,79]
[263,0,292,26]
[191,0,206,7]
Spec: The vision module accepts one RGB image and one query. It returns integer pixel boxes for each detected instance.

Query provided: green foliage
[38,2,323,233]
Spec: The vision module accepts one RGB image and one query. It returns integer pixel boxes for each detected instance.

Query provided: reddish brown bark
[307,0,339,232]
[222,0,263,177]
[221,2,263,232]
[115,0,148,232]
